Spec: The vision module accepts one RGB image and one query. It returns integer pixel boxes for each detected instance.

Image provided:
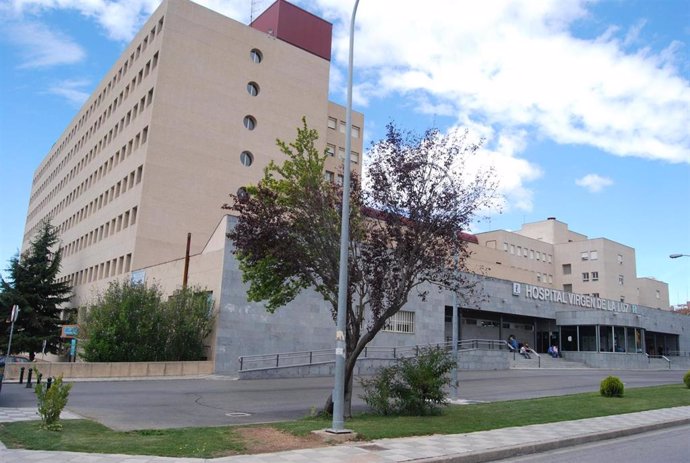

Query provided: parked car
[0,355,31,363]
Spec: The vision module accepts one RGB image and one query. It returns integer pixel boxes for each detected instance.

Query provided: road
[490,424,690,463]
[0,369,685,430]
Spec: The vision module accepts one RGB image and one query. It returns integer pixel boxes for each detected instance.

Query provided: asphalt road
[491,424,690,463]
[0,369,685,430]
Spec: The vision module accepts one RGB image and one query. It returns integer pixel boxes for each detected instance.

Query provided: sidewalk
[1,406,689,463]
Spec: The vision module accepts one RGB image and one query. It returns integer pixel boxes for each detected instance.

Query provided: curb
[422,417,690,463]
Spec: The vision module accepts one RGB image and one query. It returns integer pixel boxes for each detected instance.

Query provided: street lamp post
[669,254,690,259]
[329,0,360,434]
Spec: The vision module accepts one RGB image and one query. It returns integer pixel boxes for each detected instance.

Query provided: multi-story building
[468,217,669,310]
[20,0,687,374]
[21,0,364,307]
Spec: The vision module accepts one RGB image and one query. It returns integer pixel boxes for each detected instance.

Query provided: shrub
[683,371,690,389]
[34,372,72,431]
[360,346,455,416]
[80,282,214,362]
[600,375,625,397]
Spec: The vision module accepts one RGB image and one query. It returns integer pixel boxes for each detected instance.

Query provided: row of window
[56,165,143,238]
[237,49,263,167]
[60,204,139,258]
[25,124,149,241]
[503,243,552,263]
[28,85,154,224]
[326,144,360,163]
[536,273,553,284]
[59,253,133,287]
[34,15,163,191]
[327,117,361,139]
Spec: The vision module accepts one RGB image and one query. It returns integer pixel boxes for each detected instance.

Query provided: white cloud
[47,79,91,105]
[5,21,85,68]
[575,173,614,193]
[316,0,690,166]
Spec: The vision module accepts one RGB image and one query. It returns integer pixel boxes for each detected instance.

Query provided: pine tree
[1,221,72,359]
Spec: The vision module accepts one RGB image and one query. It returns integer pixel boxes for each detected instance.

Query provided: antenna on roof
[250,0,269,24]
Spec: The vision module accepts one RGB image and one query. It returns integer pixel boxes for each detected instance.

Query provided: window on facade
[246,82,259,96]
[582,272,589,282]
[590,250,598,260]
[563,284,573,293]
[530,250,534,259]
[243,115,257,130]
[352,125,360,138]
[240,151,253,166]
[249,48,263,63]
[328,117,337,129]
[326,144,335,157]
[503,242,508,252]
[581,251,588,261]
[591,271,599,281]
[618,274,624,285]
[536,273,542,282]
[592,292,599,298]
[351,151,359,163]
[339,121,346,133]
[383,310,415,333]
[548,254,552,263]
[562,264,571,275]
[536,251,541,261]
[656,290,660,299]
[510,244,515,254]
[324,170,334,182]
[548,274,553,284]
[517,246,522,256]
[617,254,623,264]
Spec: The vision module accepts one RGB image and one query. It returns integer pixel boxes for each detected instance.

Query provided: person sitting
[548,345,559,358]
[520,344,531,359]
[507,335,518,352]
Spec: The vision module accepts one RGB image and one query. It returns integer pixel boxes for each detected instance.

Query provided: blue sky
[1,0,689,306]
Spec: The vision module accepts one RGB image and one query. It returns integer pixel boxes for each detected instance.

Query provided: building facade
[21,0,688,375]
[22,0,364,307]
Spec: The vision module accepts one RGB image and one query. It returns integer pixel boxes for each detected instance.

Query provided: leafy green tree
[163,287,215,361]
[226,119,497,415]
[1,221,71,360]
[80,281,214,362]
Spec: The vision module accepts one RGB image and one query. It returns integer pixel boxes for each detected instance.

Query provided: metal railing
[646,353,671,369]
[238,338,514,371]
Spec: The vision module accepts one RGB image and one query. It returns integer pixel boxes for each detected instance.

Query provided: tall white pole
[451,234,459,400]
[330,0,360,433]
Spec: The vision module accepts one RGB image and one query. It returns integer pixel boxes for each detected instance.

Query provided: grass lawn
[0,384,688,458]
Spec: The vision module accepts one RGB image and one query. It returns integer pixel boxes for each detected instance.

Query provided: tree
[0,221,72,360]
[80,281,214,362]
[226,120,497,415]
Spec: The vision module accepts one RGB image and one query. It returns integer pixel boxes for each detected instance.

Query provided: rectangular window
[617,254,623,264]
[352,125,360,138]
[503,242,508,252]
[351,151,359,163]
[326,144,335,157]
[582,272,589,282]
[548,274,553,284]
[562,264,572,275]
[592,271,599,281]
[536,273,542,282]
[517,246,522,256]
[563,284,573,293]
[581,251,588,261]
[338,146,345,159]
[324,170,334,182]
[592,292,600,298]
[536,251,541,261]
[590,250,598,260]
[339,121,346,133]
[327,117,337,129]
[510,244,515,254]
[529,250,534,259]
[548,254,552,263]
[618,274,624,285]
[656,290,660,299]
[383,310,415,334]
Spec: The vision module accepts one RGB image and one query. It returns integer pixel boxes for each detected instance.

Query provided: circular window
[243,115,256,130]
[249,49,263,63]
[247,82,259,96]
[240,151,254,166]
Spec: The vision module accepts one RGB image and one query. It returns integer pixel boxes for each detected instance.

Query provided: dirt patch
[236,426,328,454]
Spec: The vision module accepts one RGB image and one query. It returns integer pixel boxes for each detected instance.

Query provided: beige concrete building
[21,0,364,306]
[470,217,669,310]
